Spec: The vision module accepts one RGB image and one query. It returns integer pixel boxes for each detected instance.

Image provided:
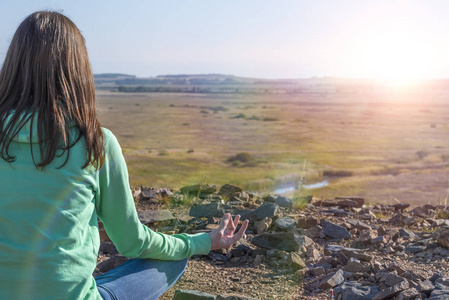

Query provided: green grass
[96,90,449,204]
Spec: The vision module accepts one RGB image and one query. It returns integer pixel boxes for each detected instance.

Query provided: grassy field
[96,89,449,207]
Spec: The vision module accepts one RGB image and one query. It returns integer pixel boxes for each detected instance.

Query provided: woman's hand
[208,213,249,250]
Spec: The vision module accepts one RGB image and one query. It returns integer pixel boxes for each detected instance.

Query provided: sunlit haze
[1,0,449,82]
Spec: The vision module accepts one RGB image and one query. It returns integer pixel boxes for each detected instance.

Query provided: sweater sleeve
[95,129,211,260]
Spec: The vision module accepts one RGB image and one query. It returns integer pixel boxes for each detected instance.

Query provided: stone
[208,251,228,262]
[241,202,279,222]
[318,269,344,289]
[287,252,306,269]
[310,266,326,276]
[180,184,217,195]
[417,280,435,294]
[254,217,272,234]
[391,203,411,212]
[218,184,243,198]
[322,220,352,240]
[437,230,449,248]
[307,248,321,260]
[334,196,365,207]
[430,272,444,283]
[373,279,409,300]
[273,195,293,208]
[97,255,128,273]
[340,248,372,262]
[398,229,419,241]
[251,232,306,252]
[333,281,380,300]
[343,258,364,273]
[405,244,427,253]
[384,274,407,287]
[397,287,421,300]
[137,209,174,223]
[230,247,246,258]
[255,202,278,220]
[189,203,225,218]
[357,230,377,243]
[296,217,319,229]
[99,242,118,255]
[230,191,250,202]
[173,289,217,300]
[304,225,322,238]
[275,217,297,229]
[371,235,389,244]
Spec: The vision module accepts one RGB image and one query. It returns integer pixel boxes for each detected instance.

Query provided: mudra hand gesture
[209,213,249,250]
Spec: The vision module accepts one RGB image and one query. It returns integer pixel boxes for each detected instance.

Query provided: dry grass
[96,90,449,205]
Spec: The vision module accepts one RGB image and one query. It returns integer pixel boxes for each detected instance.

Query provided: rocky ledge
[95,184,449,300]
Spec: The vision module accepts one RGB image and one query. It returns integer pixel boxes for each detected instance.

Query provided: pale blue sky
[1,0,449,79]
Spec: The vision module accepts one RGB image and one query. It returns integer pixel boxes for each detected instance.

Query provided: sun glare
[358,29,436,85]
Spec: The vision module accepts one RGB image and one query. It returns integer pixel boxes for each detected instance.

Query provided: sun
[357,28,436,85]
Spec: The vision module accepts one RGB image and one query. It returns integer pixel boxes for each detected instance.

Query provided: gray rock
[137,209,174,223]
[343,258,364,273]
[255,202,279,220]
[189,203,225,218]
[97,255,128,273]
[251,232,306,252]
[322,220,352,240]
[318,269,344,289]
[397,287,421,300]
[254,217,271,234]
[99,242,118,255]
[430,272,444,283]
[287,252,306,269]
[417,280,435,294]
[334,281,379,300]
[273,196,293,208]
[275,217,297,229]
[207,251,229,261]
[437,230,449,248]
[173,289,217,300]
[340,248,372,262]
[373,279,409,300]
[323,208,354,217]
[218,184,243,198]
[398,228,419,241]
[405,244,427,253]
[384,274,407,287]
[310,266,326,276]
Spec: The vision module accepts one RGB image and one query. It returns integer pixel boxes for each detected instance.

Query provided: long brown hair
[0,11,104,169]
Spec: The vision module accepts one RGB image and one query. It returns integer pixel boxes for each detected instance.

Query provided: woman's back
[0,115,101,299]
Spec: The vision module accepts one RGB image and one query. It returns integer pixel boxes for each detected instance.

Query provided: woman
[0,11,248,300]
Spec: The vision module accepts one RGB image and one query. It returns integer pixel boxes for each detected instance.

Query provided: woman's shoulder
[101,127,121,151]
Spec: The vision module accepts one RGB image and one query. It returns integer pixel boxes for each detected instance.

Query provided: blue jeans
[94,258,189,300]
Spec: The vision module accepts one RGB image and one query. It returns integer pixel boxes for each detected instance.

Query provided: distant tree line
[115,85,308,94]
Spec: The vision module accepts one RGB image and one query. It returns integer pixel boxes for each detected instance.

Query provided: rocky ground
[94,184,449,300]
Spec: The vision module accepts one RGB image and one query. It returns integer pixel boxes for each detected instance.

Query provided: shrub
[322,170,353,177]
[247,115,261,121]
[262,117,279,122]
[231,113,246,119]
[227,152,253,163]
[158,150,168,156]
[416,150,429,159]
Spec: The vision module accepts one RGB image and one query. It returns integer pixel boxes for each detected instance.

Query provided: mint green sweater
[0,116,211,299]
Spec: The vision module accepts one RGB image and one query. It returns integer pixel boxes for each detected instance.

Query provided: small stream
[273,180,329,195]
